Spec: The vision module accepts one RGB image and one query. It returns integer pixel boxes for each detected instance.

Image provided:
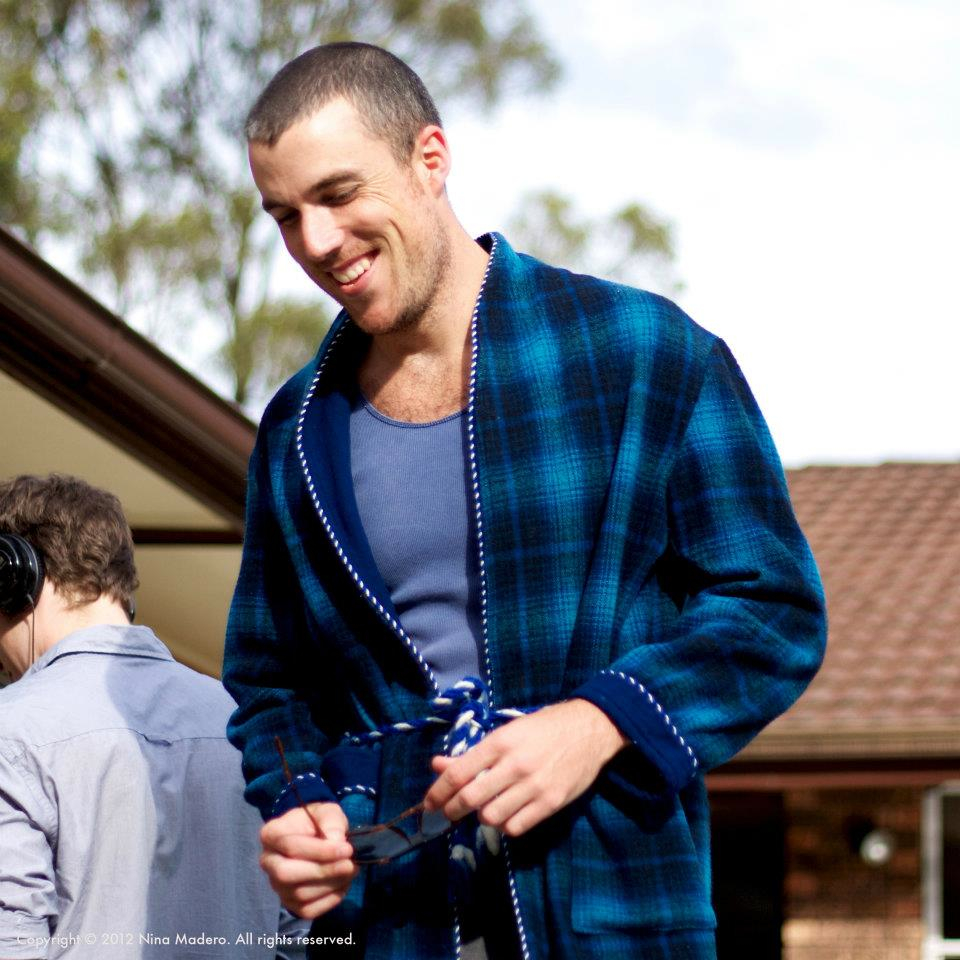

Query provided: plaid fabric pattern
[223,234,826,959]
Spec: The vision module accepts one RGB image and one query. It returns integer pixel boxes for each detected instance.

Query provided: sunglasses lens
[348,806,453,863]
[350,828,413,863]
[419,808,450,839]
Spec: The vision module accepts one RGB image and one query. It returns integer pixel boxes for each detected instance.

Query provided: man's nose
[299,208,343,263]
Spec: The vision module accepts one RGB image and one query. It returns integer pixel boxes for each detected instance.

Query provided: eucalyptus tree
[1,0,559,406]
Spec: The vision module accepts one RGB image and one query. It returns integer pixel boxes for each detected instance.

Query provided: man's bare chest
[357,362,467,424]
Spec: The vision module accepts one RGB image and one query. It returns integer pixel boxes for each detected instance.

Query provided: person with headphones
[0,473,303,958]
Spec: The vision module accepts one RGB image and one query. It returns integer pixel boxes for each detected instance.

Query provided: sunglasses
[347,802,451,865]
[274,737,450,864]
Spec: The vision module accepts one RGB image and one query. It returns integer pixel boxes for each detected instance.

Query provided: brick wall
[782,787,924,960]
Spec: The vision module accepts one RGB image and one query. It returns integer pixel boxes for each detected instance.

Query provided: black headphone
[0,533,45,618]
[0,532,136,622]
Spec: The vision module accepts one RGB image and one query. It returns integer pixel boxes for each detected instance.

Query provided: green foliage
[509,189,682,295]
[0,0,560,410]
[507,192,591,272]
[220,297,330,407]
[0,1,50,241]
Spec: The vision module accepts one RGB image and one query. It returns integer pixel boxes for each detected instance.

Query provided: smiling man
[224,42,827,960]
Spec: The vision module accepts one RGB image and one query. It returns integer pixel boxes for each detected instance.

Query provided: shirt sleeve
[573,338,827,797]
[0,748,56,958]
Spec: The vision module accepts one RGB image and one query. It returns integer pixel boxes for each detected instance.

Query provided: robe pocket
[570,792,715,933]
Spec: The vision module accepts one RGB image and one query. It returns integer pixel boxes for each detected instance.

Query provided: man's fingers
[261,802,348,846]
[256,801,358,921]
[291,889,354,921]
[475,780,539,831]
[311,801,349,840]
[434,765,513,821]
[273,871,356,903]
[425,740,501,809]
[267,832,353,862]
[261,838,359,921]
[261,850,357,886]
[276,879,353,918]
[500,799,551,838]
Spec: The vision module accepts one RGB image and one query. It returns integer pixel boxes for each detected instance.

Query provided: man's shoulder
[164,657,238,708]
[0,631,235,753]
[0,668,77,762]
[492,237,718,371]
[259,354,321,433]
[258,310,353,434]
[0,678,42,748]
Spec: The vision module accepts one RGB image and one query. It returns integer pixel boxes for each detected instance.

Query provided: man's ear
[412,125,451,197]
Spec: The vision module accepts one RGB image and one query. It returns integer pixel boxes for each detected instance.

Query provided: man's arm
[0,756,55,959]
[427,338,826,830]
[223,444,352,916]
[570,339,826,790]
[223,443,339,818]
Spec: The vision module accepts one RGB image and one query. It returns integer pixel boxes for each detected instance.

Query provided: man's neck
[359,227,489,423]
[36,595,132,661]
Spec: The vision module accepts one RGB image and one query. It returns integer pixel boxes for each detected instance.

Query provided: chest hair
[358,357,468,423]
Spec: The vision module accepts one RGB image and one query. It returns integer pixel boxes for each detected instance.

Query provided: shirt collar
[23,624,175,680]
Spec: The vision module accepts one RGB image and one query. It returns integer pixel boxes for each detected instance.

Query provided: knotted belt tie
[343,676,533,758]
[343,677,535,881]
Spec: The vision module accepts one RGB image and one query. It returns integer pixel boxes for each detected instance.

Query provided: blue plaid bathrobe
[223,233,826,960]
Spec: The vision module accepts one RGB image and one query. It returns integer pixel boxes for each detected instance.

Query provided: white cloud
[445,0,960,466]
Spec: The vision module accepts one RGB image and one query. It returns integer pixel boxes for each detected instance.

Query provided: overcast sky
[439,0,960,468]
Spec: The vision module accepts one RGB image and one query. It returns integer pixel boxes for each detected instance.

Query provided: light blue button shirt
[0,624,301,959]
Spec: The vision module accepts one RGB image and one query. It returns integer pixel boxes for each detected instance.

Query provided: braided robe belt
[344,678,534,877]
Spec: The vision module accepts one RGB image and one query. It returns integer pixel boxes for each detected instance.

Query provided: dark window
[943,794,960,939]
[712,792,785,960]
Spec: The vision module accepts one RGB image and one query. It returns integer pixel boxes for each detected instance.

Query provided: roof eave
[0,227,255,529]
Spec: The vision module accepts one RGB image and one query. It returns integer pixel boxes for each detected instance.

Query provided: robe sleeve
[222,441,338,819]
[573,339,827,796]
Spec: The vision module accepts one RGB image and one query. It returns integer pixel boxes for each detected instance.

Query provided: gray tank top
[349,393,482,691]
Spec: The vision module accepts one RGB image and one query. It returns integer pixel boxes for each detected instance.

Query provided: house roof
[740,462,960,763]
[0,226,255,676]
[0,228,254,522]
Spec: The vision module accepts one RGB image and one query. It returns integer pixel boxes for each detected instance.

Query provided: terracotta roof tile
[743,463,960,760]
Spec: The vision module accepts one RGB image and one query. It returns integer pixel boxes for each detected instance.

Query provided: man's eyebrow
[261,172,361,213]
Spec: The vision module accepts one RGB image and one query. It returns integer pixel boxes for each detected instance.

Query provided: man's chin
[346,308,392,336]
[348,304,423,338]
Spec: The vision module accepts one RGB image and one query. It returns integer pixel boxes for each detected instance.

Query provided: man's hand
[260,802,359,919]
[424,698,629,837]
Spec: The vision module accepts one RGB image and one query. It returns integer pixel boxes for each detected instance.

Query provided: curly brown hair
[0,474,138,613]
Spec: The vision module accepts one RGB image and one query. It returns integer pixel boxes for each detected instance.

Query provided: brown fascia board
[708,757,960,791]
[729,723,960,764]
[710,726,960,790]
[0,227,255,529]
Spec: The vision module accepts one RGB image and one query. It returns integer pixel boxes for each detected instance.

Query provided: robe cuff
[573,670,699,796]
[270,770,337,818]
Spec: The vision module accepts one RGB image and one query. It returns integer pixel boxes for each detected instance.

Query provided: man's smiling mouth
[331,256,372,284]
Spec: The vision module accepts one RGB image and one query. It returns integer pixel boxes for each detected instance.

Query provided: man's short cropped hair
[244,42,442,164]
[0,474,138,612]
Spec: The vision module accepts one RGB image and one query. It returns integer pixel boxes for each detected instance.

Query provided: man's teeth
[332,258,371,284]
